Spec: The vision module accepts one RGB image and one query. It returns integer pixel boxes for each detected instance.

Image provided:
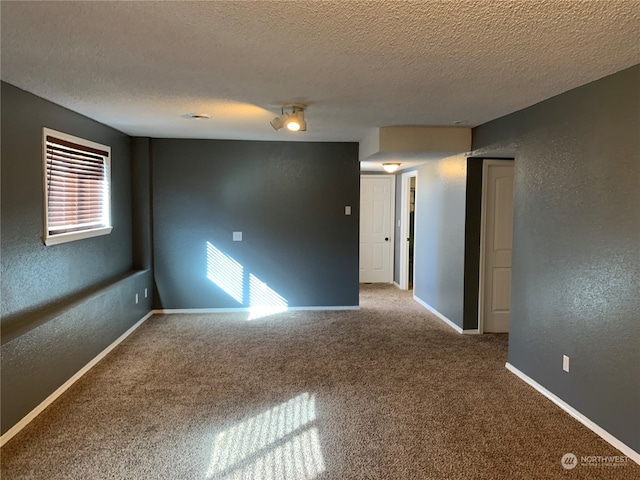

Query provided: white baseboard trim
[413,296,479,335]
[413,295,464,334]
[152,306,360,314]
[393,281,401,289]
[505,362,640,465]
[0,311,153,448]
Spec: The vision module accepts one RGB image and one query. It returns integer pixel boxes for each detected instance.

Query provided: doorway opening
[478,159,514,333]
[359,175,395,284]
[399,171,417,290]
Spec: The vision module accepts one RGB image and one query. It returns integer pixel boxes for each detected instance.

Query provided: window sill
[44,226,113,246]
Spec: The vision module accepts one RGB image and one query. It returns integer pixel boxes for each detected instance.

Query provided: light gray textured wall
[1,82,152,435]
[412,156,467,328]
[152,139,360,309]
[472,65,640,451]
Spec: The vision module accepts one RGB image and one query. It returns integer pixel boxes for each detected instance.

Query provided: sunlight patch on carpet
[206,393,325,479]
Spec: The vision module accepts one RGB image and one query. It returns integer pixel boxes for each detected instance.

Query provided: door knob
[385,237,389,241]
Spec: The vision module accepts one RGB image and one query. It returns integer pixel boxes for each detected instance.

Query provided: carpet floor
[1,284,637,479]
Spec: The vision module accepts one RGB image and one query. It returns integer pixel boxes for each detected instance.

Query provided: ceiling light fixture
[383,163,401,173]
[271,105,307,132]
[184,113,210,119]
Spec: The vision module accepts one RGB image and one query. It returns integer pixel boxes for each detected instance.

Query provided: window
[43,128,112,246]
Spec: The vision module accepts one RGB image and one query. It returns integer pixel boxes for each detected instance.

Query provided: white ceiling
[2,1,639,147]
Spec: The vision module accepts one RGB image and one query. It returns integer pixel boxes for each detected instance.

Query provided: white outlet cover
[233,231,242,241]
[345,206,351,215]
[563,355,570,372]
[135,293,139,304]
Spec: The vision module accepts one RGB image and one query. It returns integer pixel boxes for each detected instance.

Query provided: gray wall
[1,271,152,434]
[462,158,484,330]
[472,65,640,451]
[1,83,152,434]
[1,83,133,319]
[412,156,468,328]
[131,137,153,271]
[151,139,360,309]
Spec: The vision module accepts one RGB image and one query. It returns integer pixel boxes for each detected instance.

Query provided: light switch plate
[233,231,242,241]
[563,355,570,372]
[345,206,351,215]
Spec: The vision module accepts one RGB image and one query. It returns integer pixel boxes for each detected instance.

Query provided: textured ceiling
[1,1,639,143]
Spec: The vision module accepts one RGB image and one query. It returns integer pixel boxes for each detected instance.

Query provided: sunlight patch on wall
[206,393,325,479]
[206,242,289,319]
[436,156,466,177]
[249,274,288,320]
[206,242,244,304]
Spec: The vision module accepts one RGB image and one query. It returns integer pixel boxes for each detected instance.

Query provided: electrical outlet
[563,355,570,372]
[144,288,148,298]
[135,293,139,304]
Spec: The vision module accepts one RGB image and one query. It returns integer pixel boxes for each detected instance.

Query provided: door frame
[478,159,514,334]
[360,174,396,283]
[399,170,417,290]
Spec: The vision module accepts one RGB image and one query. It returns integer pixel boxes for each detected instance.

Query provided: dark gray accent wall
[152,139,359,309]
[1,83,152,435]
[1,82,133,319]
[472,65,640,451]
[413,156,467,328]
[462,158,483,330]
[1,271,152,434]
[131,137,152,271]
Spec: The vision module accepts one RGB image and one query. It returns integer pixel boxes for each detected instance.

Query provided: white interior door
[481,161,514,333]
[360,175,394,283]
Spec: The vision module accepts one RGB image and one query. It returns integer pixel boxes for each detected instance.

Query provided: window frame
[42,127,113,246]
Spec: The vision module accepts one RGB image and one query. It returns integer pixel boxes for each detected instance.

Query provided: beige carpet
[1,284,637,479]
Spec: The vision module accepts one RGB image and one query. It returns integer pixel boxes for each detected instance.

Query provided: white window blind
[43,129,112,245]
